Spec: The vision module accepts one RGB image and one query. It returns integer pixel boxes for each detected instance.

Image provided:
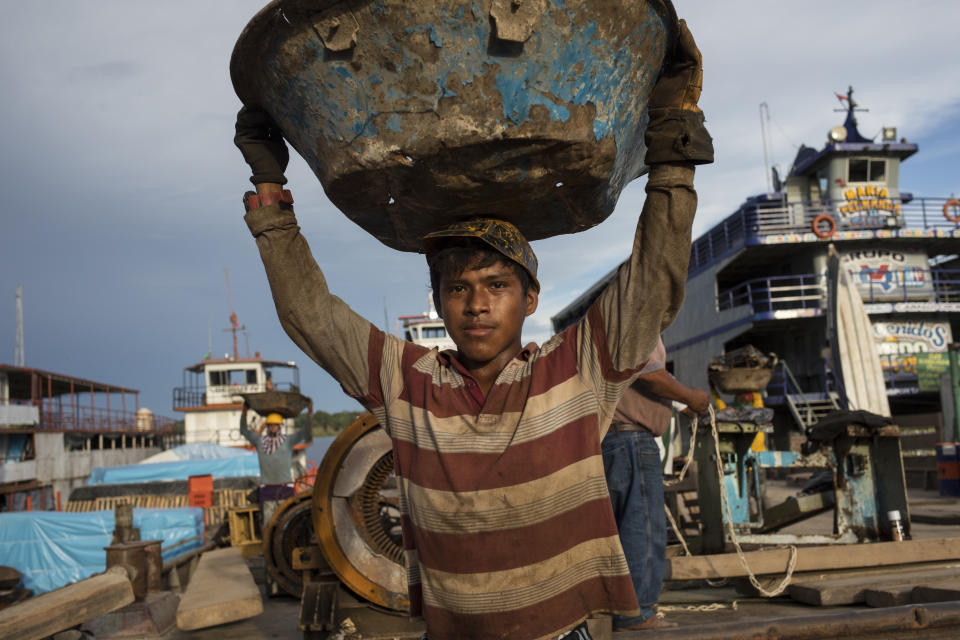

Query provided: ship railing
[690,196,959,274]
[172,387,205,409]
[35,406,178,433]
[717,274,825,313]
[173,382,300,410]
[717,269,960,313]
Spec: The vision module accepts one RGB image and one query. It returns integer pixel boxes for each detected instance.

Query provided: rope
[659,601,739,613]
[663,412,697,488]
[706,405,798,597]
[664,502,692,556]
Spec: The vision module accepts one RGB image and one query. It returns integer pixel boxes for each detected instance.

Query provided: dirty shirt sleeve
[244,204,387,416]
[576,163,696,425]
[240,413,260,449]
[287,422,310,447]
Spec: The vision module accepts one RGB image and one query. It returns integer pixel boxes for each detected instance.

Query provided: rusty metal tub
[231,0,677,251]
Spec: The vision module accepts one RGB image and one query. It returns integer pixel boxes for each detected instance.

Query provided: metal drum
[232,0,676,251]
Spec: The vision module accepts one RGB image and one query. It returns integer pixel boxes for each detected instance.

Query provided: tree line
[294,409,364,436]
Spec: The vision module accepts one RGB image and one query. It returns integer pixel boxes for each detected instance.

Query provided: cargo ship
[552,88,960,487]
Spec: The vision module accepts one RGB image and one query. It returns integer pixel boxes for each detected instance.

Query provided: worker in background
[240,404,311,526]
[234,21,712,640]
[604,338,709,631]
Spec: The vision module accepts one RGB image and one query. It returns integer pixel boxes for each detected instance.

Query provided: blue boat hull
[232,0,675,251]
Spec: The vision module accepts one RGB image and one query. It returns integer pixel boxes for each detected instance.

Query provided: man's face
[267,423,281,435]
[438,260,538,370]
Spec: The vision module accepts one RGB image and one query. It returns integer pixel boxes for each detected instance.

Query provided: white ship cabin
[399,298,456,351]
[173,356,300,447]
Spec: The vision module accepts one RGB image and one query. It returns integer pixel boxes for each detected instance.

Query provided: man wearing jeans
[602,338,708,631]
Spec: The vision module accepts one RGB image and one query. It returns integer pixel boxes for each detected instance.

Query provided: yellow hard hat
[265,413,284,425]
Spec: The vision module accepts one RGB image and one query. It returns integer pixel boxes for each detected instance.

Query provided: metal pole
[759,102,771,193]
[949,344,960,442]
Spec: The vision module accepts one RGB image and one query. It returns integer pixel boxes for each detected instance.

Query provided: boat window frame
[847,157,886,184]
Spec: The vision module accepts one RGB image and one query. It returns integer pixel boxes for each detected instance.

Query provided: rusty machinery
[263,490,317,597]
[689,349,911,555]
[263,414,423,638]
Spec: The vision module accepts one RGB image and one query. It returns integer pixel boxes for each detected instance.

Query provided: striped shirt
[245,164,697,639]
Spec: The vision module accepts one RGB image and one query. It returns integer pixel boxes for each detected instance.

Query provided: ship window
[209,369,253,386]
[422,326,447,339]
[848,158,885,183]
[404,330,413,341]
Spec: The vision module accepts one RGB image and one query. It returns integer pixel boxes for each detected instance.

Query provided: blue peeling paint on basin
[232,0,676,251]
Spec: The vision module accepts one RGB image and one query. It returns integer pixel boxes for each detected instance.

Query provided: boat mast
[15,285,24,367]
[223,269,245,360]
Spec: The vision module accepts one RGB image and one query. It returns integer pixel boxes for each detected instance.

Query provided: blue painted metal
[231,0,675,251]
[755,450,799,468]
[716,269,960,315]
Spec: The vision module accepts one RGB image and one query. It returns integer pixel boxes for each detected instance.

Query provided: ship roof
[0,363,138,398]
[183,357,296,373]
[790,86,917,176]
[790,141,917,177]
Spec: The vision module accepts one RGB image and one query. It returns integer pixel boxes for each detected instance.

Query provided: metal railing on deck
[690,196,959,274]
[717,274,824,313]
[36,406,177,433]
[717,269,960,314]
[172,381,299,410]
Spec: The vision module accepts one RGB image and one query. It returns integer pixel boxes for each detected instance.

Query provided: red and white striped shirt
[246,163,697,639]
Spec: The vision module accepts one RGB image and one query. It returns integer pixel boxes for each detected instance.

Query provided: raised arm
[582,20,713,381]
[235,108,384,406]
[239,404,260,448]
[288,416,313,446]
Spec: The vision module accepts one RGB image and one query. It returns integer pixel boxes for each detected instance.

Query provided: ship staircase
[776,360,843,432]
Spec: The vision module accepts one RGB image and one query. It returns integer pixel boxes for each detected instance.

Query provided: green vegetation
[295,410,363,437]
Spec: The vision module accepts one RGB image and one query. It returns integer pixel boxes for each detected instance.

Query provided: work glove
[644,19,714,165]
[234,105,289,185]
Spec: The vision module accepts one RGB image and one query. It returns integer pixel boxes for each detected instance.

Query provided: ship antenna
[222,268,246,360]
[833,86,871,143]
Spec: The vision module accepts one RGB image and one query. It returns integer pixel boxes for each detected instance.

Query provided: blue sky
[2,1,959,416]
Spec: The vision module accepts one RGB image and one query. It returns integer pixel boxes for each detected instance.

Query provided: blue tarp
[140,442,253,463]
[88,453,260,485]
[0,508,204,594]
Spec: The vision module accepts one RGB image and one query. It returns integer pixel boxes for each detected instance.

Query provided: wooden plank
[0,566,133,640]
[863,585,914,608]
[788,565,960,606]
[666,537,960,581]
[176,547,262,631]
[912,579,960,603]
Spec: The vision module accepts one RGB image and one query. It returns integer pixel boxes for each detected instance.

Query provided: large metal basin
[232,0,676,251]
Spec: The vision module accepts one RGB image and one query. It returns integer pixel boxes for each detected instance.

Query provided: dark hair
[427,239,532,310]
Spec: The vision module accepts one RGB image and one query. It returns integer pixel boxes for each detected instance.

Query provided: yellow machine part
[311,414,408,611]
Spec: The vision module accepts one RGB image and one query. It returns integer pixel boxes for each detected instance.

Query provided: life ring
[812,214,836,239]
[944,199,960,223]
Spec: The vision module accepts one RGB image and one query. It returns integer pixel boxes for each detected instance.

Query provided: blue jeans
[601,429,665,628]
